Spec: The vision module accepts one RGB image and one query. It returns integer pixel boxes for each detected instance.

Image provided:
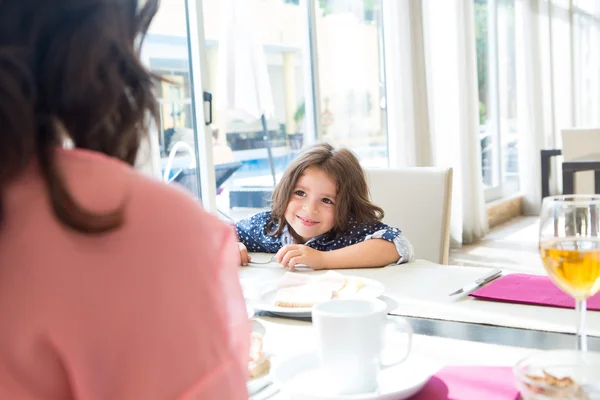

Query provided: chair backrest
[561,128,600,194]
[365,167,453,264]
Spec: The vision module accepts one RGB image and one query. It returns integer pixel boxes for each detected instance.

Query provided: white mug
[312,298,413,394]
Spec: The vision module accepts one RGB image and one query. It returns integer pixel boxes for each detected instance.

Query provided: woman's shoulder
[57,148,229,240]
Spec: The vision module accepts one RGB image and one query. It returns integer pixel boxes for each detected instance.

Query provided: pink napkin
[469,273,600,311]
[410,366,519,400]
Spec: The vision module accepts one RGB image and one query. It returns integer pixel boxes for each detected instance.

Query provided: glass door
[141,0,217,210]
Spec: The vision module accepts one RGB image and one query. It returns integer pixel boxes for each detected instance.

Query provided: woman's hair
[267,143,384,237]
[0,0,160,233]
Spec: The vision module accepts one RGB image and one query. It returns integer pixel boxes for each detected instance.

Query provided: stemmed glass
[539,195,600,352]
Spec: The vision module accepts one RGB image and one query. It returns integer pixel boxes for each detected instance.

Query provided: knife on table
[448,268,503,296]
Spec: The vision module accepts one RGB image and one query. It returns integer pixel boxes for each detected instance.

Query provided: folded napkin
[410,366,519,400]
[470,273,600,311]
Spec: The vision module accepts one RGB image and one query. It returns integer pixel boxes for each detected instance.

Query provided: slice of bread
[273,276,348,308]
[336,278,366,298]
[248,358,271,380]
[273,283,334,308]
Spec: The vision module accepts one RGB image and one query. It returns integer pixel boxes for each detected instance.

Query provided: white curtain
[514,0,549,215]
[383,0,433,168]
[516,0,600,214]
[384,0,487,246]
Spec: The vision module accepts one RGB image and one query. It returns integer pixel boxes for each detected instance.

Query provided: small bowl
[514,350,600,399]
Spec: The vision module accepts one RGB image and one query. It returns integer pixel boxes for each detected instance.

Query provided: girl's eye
[322,198,334,205]
[294,190,306,197]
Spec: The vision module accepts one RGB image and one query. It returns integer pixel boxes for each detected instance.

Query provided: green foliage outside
[294,101,305,126]
[474,0,488,125]
[318,0,377,16]
[283,0,377,19]
[473,0,516,125]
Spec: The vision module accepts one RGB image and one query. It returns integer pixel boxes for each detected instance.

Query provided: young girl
[235,143,414,269]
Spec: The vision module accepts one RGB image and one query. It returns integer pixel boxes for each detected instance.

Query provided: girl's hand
[238,242,251,266]
[276,244,326,271]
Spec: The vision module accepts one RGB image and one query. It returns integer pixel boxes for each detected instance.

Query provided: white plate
[248,372,272,395]
[271,351,439,400]
[247,276,385,318]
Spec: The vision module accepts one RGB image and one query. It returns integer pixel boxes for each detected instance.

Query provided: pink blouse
[0,148,249,399]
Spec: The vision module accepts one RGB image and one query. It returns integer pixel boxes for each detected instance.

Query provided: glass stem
[576,299,588,352]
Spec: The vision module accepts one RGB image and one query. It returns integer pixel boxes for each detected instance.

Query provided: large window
[573,0,600,127]
[315,0,388,168]
[202,0,308,215]
[475,0,519,201]
[141,0,202,197]
[163,0,388,216]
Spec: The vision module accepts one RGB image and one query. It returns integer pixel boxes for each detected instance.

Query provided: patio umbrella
[216,0,277,186]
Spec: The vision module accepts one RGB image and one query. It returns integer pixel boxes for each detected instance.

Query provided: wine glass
[539,195,600,352]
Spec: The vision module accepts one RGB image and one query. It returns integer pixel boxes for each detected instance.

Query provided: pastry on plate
[525,372,588,399]
[248,332,270,380]
[272,271,365,308]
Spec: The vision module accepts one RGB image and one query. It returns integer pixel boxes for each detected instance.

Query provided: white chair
[365,167,453,264]
[561,128,600,194]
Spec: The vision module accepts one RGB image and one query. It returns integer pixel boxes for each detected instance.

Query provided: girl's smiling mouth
[297,215,319,226]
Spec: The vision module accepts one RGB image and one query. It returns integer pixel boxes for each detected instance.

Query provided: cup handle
[380,316,413,368]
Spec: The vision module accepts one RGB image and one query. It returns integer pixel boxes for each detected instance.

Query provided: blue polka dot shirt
[235,211,414,264]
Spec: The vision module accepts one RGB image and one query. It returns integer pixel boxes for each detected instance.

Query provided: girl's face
[284,167,337,243]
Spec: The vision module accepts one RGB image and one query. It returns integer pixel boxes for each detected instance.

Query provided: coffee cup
[312,298,413,394]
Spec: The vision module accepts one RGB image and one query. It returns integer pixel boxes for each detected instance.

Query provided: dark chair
[215,161,243,189]
[171,161,243,194]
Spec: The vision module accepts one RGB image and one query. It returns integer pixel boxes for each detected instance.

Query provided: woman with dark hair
[0,1,248,399]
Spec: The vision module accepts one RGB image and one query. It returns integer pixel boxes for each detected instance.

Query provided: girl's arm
[322,238,400,269]
[277,222,414,270]
[324,222,414,268]
[277,238,403,270]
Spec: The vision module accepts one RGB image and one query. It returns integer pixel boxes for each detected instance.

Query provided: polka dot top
[235,211,414,264]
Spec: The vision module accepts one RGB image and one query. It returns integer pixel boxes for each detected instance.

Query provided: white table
[240,255,600,337]
[242,255,600,399]
[257,315,533,367]
[254,315,534,400]
[371,260,600,337]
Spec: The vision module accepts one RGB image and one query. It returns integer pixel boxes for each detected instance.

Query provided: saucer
[248,373,271,395]
[271,351,440,400]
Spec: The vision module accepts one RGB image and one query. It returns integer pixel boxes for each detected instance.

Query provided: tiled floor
[449,216,544,274]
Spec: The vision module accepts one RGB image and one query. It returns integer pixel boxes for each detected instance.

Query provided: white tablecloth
[240,255,600,337]
[371,260,600,337]
[255,315,533,400]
